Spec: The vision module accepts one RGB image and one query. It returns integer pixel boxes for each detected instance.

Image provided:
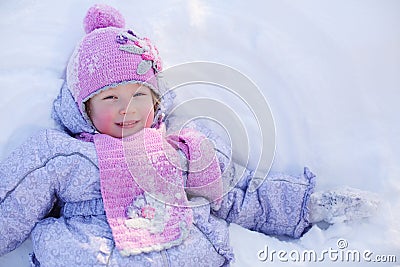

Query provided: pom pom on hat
[83,4,125,34]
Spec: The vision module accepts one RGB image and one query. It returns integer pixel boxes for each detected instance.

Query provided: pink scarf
[93,125,222,256]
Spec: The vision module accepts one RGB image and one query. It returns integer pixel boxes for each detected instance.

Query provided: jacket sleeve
[165,117,316,238]
[166,128,224,209]
[213,152,316,239]
[0,130,59,256]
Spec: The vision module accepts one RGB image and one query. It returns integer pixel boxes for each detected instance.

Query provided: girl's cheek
[145,109,155,128]
[93,110,114,133]
[145,117,153,128]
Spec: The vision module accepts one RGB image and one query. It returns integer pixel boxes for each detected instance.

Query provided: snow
[0,0,399,266]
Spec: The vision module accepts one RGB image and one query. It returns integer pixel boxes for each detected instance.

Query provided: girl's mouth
[116,120,139,128]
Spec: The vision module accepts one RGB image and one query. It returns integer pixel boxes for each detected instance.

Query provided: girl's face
[87,83,155,138]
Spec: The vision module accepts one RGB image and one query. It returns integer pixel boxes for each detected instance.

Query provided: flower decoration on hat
[117,30,163,75]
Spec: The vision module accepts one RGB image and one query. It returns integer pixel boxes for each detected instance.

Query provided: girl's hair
[151,90,161,113]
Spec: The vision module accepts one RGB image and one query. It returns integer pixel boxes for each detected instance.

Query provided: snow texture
[0,0,399,266]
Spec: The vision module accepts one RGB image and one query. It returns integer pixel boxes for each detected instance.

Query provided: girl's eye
[103,95,116,100]
[133,92,145,97]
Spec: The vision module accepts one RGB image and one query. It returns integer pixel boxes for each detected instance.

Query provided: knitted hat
[66,4,163,120]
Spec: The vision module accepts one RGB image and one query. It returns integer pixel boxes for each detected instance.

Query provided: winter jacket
[0,83,315,266]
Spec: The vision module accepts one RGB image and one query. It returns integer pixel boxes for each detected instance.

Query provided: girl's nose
[120,100,136,115]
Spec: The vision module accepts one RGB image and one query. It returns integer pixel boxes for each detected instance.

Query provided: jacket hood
[52,81,96,135]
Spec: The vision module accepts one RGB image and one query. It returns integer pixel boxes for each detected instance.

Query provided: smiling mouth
[116,120,139,128]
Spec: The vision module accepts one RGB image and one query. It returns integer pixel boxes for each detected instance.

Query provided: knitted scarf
[93,125,222,256]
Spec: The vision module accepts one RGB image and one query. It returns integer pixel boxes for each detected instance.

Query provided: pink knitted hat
[66,4,162,120]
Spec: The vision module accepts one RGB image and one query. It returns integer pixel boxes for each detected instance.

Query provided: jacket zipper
[161,250,170,266]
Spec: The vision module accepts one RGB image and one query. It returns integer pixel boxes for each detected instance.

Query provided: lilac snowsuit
[0,84,315,266]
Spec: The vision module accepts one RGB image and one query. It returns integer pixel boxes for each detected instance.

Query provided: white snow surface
[0,0,399,266]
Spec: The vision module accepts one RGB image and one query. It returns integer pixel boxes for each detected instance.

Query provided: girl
[0,4,378,266]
